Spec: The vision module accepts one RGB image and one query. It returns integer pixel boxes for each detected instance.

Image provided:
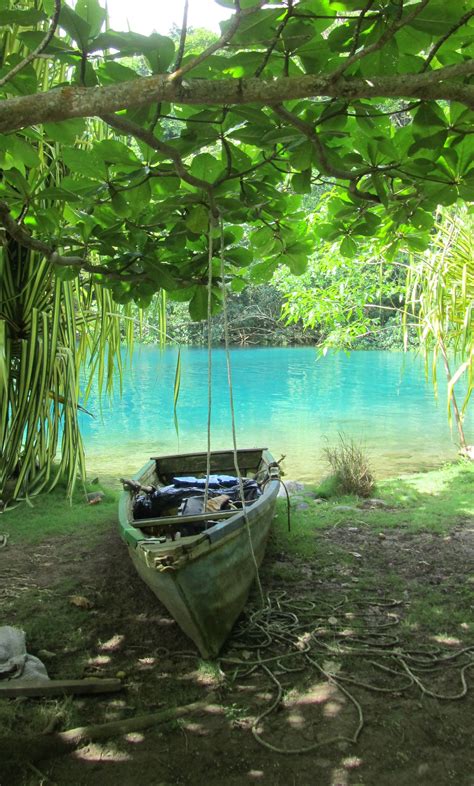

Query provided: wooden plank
[135,508,238,528]
[0,678,123,698]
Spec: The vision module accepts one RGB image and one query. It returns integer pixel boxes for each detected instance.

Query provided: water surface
[78,347,472,482]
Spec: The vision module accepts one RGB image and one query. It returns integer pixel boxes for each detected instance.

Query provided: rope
[219,218,265,607]
[203,216,215,517]
[217,590,474,755]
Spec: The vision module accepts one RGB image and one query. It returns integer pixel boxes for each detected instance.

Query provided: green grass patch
[0,481,119,544]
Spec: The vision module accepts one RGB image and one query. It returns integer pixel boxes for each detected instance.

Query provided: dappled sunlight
[287,709,306,729]
[330,766,349,786]
[99,634,125,652]
[342,755,363,770]
[87,654,111,666]
[323,700,344,719]
[136,656,157,670]
[247,770,265,780]
[73,743,132,763]
[431,634,462,646]
[285,680,334,707]
[123,732,145,744]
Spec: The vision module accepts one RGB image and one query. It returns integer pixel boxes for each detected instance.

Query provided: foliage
[0,0,473,310]
[323,433,376,498]
[404,209,474,446]
[0,5,138,504]
[1,0,474,497]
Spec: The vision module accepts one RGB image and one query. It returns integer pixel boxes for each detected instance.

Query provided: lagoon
[78,347,472,482]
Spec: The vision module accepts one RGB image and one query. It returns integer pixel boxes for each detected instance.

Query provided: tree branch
[1,61,473,133]
[169,0,266,82]
[100,112,218,214]
[422,10,474,72]
[0,0,62,89]
[172,0,189,73]
[328,0,430,82]
[0,200,147,281]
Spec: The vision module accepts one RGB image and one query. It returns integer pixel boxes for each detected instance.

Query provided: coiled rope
[217,589,474,754]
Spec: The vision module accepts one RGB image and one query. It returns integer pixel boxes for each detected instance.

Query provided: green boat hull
[118,449,279,658]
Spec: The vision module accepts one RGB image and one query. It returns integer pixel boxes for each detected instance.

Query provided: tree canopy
[0,0,473,315]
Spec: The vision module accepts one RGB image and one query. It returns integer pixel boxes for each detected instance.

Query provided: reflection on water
[78,347,472,482]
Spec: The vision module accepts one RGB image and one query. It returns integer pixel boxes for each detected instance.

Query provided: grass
[0,479,119,544]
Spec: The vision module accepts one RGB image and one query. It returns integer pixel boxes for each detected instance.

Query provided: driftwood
[0,677,122,698]
[0,699,217,767]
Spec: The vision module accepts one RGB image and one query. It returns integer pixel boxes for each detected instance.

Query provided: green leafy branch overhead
[0,0,473,314]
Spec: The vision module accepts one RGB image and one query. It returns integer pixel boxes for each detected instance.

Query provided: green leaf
[186,204,209,234]
[190,153,225,183]
[44,119,86,145]
[75,0,106,39]
[291,169,312,194]
[189,286,209,321]
[339,236,357,258]
[226,247,253,267]
[0,9,46,24]
[143,34,175,73]
[94,140,140,167]
[282,251,307,275]
[62,147,106,180]
[54,266,81,281]
[58,5,92,49]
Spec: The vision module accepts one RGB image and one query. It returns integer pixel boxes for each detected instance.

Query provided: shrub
[323,433,375,498]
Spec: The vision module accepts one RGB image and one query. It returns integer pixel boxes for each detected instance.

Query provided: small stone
[364,498,389,508]
[334,505,358,512]
[378,532,387,539]
[297,502,309,510]
[86,491,105,503]
[348,527,359,532]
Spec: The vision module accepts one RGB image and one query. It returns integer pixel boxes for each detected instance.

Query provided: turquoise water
[78,347,472,482]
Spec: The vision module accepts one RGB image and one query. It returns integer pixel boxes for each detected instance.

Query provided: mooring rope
[203,215,215,516]
[217,589,474,754]
[219,217,265,607]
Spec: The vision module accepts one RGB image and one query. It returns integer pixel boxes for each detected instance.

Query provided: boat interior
[125,449,277,542]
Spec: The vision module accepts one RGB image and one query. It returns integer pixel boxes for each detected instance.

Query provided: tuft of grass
[323,433,375,498]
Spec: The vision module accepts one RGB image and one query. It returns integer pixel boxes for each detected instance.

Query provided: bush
[323,433,375,498]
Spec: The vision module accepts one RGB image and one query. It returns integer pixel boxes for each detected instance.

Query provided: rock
[333,505,359,512]
[279,480,305,497]
[86,491,105,503]
[296,502,309,510]
[361,498,389,509]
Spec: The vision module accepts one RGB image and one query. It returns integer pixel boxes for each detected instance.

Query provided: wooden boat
[118,448,280,659]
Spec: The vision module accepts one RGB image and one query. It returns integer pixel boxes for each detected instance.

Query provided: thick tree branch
[1,62,473,133]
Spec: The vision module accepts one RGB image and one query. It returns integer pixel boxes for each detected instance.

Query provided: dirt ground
[1,512,474,786]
